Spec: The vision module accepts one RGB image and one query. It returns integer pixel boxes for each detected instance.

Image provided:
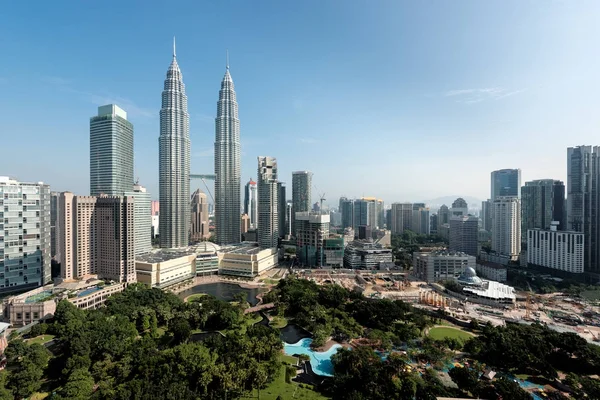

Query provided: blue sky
[1,1,600,206]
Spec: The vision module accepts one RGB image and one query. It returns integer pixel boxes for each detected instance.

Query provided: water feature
[283,338,343,377]
[177,282,264,306]
[280,324,312,343]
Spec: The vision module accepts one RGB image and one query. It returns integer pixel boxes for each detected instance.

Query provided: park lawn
[428,327,474,341]
[270,316,288,329]
[30,393,49,400]
[240,364,328,400]
[25,334,55,346]
[279,354,298,365]
[185,293,207,302]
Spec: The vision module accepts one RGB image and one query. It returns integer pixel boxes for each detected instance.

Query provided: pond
[177,282,264,306]
[283,338,343,377]
[280,324,312,344]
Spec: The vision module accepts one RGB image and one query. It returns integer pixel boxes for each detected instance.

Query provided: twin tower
[159,40,241,248]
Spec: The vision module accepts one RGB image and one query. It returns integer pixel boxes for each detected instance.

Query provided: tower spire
[226,49,229,70]
[173,36,176,58]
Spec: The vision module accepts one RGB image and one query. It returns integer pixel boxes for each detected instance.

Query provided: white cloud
[444,87,525,104]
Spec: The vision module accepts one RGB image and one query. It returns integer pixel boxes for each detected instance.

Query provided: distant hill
[424,195,483,211]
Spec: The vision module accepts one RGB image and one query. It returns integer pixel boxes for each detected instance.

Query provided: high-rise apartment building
[527,222,584,274]
[412,204,430,235]
[521,179,565,245]
[438,204,450,226]
[0,177,51,293]
[491,196,521,260]
[340,197,354,229]
[390,203,412,234]
[50,192,59,258]
[90,104,134,196]
[190,189,210,242]
[361,197,381,230]
[352,199,372,232]
[450,198,469,218]
[124,184,152,256]
[257,157,279,249]
[278,182,286,238]
[58,192,135,282]
[214,60,241,245]
[481,200,492,232]
[567,145,600,272]
[491,169,521,200]
[296,212,330,267]
[244,179,258,228]
[159,41,190,248]
[292,171,312,235]
[449,215,479,256]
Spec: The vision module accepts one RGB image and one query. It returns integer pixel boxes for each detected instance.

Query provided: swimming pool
[283,338,343,376]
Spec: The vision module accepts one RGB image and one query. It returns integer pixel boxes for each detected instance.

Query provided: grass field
[25,334,55,346]
[580,289,600,301]
[428,326,473,341]
[280,354,298,365]
[240,355,328,400]
[270,316,288,329]
[185,293,207,302]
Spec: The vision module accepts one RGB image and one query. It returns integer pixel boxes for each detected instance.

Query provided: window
[16,313,22,320]
[25,312,30,320]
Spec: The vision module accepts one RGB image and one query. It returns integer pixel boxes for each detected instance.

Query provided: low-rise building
[219,243,278,277]
[475,262,508,282]
[323,236,344,267]
[343,240,392,269]
[193,242,220,276]
[135,249,196,289]
[412,250,475,283]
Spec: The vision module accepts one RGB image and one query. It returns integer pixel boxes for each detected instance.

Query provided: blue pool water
[283,338,343,376]
[77,287,102,298]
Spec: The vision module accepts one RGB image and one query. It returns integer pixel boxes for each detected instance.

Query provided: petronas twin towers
[159,39,241,248]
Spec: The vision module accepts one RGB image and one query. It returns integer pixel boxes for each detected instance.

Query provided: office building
[296,212,330,267]
[329,210,342,227]
[413,250,476,283]
[361,197,383,229]
[449,215,479,256]
[390,203,412,234]
[567,146,600,272]
[135,249,196,289]
[385,208,392,230]
[340,197,354,229]
[286,201,293,238]
[438,204,450,226]
[521,180,565,245]
[358,225,372,240]
[257,157,279,249]
[219,243,278,277]
[190,189,210,242]
[159,41,190,248]
[0,177,51,293]
[278,182,286,238]
[244,179,258,228]
[292,171,312,235]
[343,241,392,269]
[481,200,492,232]
[241,214,250,234]
[491,196,521,260]
[50,192,59,258]
[430,214,438,234]
[527,222,584,274]
[124,183,152,256]
[58,192,135,282]
[90,104,134,196]
[352,199,372,232]
[450,198,468,218]
[411,204,430,235]
[491,169,521,200]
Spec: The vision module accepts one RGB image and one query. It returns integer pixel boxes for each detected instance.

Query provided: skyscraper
[390,203,412,234]
[243,179,258,228]
[159,39,190,248]
[340,197,354,229]
[450,198,468,217]
[190,189,210,241]
[257,157,279,249]
[481,200,492,232]
[491,169,521,200]
[214,57,241,245]
[521,179,565,244]
[90,104,134,196]
[491,196,521,260]
[278,182,286,238]
[567,146,600,272]
[292,171,312,235]
[124,183,152,256]
[449,215,479,256]
[0,177,51,293]
[438,204,450,225]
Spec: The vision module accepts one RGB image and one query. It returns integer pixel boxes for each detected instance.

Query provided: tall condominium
[58,192,135,282]
[449,215,479,256]
[527,222,584,274]
[190,189,210,241]
[390,203,412,235]
[0,177,51,293]
[352,199,373,232]
[257,157,279,249]
[296,212,330,267]
[278,182,287,238]
[243,179,258,228]
[340,197,354,229]
[491,169,521,200]
[214,60,241,245]
[521,179,565,244]
[292,171,312,235]
[124,183,152,255]
[159,40,190,248]
[50,191,59,258]
[481,200,492,232]
[412,204,430,235]
[567,145,600,272]
[491,196,521,260]
[90,104,134,196]
[361,197,382,230]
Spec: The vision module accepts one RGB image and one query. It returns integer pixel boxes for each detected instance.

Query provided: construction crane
[319,192,326,214]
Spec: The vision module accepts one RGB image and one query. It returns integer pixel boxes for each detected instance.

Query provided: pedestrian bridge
[244,302,275,314]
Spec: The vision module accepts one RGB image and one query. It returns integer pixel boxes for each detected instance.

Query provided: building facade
[343,241,392,269]
[449,215,479,257]
[413,250,476,283]
[449,198,468,218]
[296,212,330,267]
[159,43,190,248]
[124,184,152,256]
[481,200,492,232]
[340,197,354,230]
[244,179,258,228]
[257,157,279,249]
[567,145,600,272]
[527,223,584,274]
[390,203,412,234]
[278,182,286,238]
[521,179,565,245]
[50,192,59,259]
[491,169,521,200]
[135,250,196,288]
[411,205,430,235]
[491,196,521,260]
[190,189,210,242]
[0,177,51,293]
[292,171,312,235]
[214,61,242,245]
[90,104,134,197]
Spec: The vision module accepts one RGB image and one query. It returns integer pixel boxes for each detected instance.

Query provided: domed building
[457,266,484,286]
[193,242,221,276]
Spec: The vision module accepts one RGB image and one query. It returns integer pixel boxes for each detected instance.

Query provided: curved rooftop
[458,267,484,286]
[194,241,221,254]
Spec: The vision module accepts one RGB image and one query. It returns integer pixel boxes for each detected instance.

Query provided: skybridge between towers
[190,174,216,203]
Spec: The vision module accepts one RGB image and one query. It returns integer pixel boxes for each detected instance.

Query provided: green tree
[8,360,44,398]
[59,368,95,399]
[448,366,479,394]
[170,317,192,344]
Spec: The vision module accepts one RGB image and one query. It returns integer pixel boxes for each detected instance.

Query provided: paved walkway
[244,302,275,314]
